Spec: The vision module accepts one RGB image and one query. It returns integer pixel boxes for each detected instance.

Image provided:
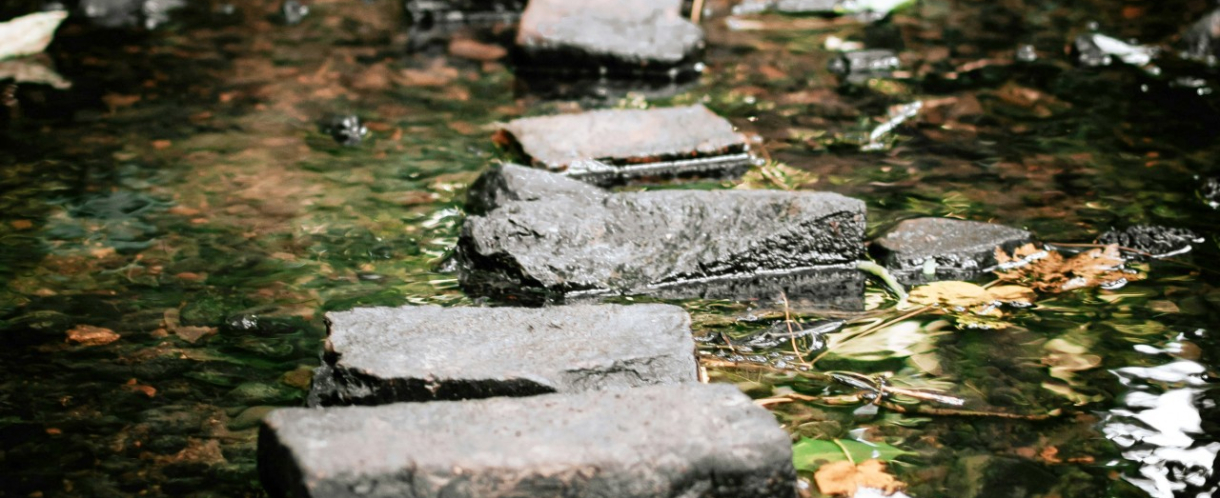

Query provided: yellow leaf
[814,459,906,496]
[908,281,992,307]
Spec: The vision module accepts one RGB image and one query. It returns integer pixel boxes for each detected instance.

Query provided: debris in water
[1071,32,1158,70]
[0,10,68,60]
[733,0,914,21]
[0,57,72,89]
[66,324,121,346]
[995,243,1144,293]
[1096,225,1204,260]
[322,115,368,146]
[846,101,921,151]
[278,0,309,25]
[1016,44,1038,62]
[828,49,900,84]
[1202,177,1220,209]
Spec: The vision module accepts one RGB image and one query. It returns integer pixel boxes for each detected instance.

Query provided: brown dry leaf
[66,325,120,346]
[995,243,1143,293]
[174,326,217,344]
[123,378,157,398]
[815,459,906,496]
[448,38,507,61]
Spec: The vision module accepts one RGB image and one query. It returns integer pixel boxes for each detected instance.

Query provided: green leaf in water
[792,437,912,472]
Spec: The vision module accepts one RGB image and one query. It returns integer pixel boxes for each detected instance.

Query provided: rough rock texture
[1096,224,1204,260]
[457,167,866,306]
[871,217,1032,282]
[465,163,606,215]
[495,105,753,185]
[514,0,704,78]
[260,384,796,498]
[308,304,697,406]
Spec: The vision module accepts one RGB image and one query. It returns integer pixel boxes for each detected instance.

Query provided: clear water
[1,0,1218,497]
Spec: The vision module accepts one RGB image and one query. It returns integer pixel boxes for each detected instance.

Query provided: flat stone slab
[494,105,753,185]
[308,304,697,406]
[871,217,1032,282]
[514,0,704,78]
[260,383,796,498]
[456,165,866,306]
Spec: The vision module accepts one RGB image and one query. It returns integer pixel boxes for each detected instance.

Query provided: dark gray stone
[308,304,697,406]
[514,0,704,78]
[871,217,1032,282]
[465,163,606,215]
[495,105,753,185]
[456,167,866,306]
[1096,224,1204,260]
[260,383,796,498]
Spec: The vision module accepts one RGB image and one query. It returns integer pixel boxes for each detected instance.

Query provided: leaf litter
[994,243,1144,293]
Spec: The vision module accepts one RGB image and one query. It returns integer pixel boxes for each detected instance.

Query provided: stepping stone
[514,0,704,78]
[456,166,866,306]
[260,383,796,498]
[870,217,1032,283]
[1096,225,1203,260]
[308,304,697,406]
[494,105,754,185]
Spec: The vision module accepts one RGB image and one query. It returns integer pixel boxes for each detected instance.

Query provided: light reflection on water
[1103,334,1219,497]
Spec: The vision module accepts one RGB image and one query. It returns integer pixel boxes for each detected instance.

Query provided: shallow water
[1,0,1218,497]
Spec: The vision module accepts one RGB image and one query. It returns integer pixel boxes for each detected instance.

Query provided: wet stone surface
[871,217,1033,282]
[514,0,704,78]
[464,163,606,215]
[1183,7,1220,62]
[456,167,866,305]
[1096,224,1205,260]
[405,0,526,24]
[308,303,698,406]
[495,104,752,185]
[261,383,796,498]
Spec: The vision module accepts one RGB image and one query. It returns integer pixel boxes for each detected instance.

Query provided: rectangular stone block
[870,217,1032,283]
[456,166,866,306]
[261,383,796,498]
[514,0,704,78]
[494,105,753,185]
[308,304,697,406]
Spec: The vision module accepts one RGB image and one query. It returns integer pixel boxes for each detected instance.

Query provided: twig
[856,260,907,300]
[781,291,811,368]
[690,0,705,23]
[878,400,1062,421]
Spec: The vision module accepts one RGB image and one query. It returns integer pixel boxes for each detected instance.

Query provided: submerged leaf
[814,459,906,497]
[793,438,911,472]
[994,243,1144,293]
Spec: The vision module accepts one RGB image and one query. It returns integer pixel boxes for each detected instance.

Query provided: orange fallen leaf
[10,219,33,230]
[448,38,507,62]
[124,378,157,398]
[995,243,1143,293]
[66,325,120,346]
[814,459,906,497]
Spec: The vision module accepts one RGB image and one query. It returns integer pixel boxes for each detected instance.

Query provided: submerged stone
[261,384,796,498]
[494,105,753,185]
[308,304,697,406]
[1071,32,1157,68]
[456,166,866,306]
[871,217,1032,282]
[514,0,704,79]
[321,115,367,146]
[1096,225,1204,260]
